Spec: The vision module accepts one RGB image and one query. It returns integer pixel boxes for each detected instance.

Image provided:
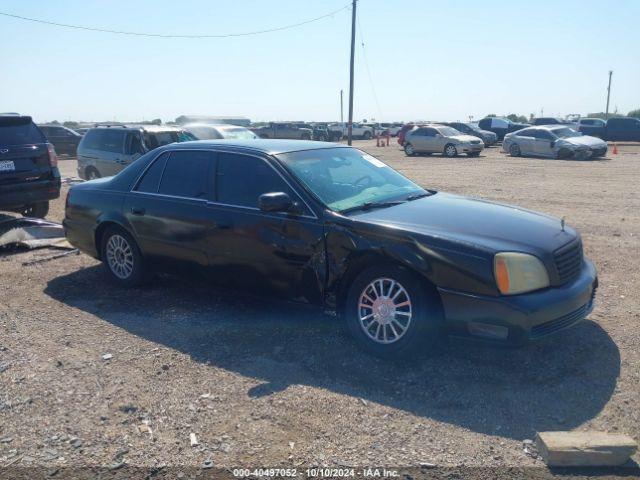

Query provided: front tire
[86,167,101,180]
[101,226,147,287]
[363,131,372,140]
[404,143,416,156]
[344,265,443,358]
[509,143,521,157]
[444,144,458,157]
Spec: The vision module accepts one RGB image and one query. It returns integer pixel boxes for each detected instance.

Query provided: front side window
[216,153,294,209]
[516,128,534,137]
[126,132,145,155]
[278,148,425,213]
[158,150,212,199]
[535,130,556,140]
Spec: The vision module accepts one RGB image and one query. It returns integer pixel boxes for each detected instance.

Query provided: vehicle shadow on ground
[45,266,620,440]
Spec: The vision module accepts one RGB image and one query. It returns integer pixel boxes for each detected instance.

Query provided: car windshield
[552,127,581,138]
[278,147,426,213]
[220,127,257,140]
[437,126,461,136]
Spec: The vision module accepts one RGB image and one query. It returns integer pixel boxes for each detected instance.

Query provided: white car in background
[183,123,258,140]
[328,122,375,140]
[503,126,608,159]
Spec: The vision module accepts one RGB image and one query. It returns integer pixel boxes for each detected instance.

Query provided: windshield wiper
[406,192,433,201]
[340,200,406,214]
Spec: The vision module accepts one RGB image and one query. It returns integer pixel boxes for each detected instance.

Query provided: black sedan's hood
[351,192,577,255]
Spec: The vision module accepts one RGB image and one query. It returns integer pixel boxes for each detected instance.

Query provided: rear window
[144,131,195,150]
[0,118,45,145]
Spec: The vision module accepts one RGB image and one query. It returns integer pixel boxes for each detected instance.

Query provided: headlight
[494,252,550,295]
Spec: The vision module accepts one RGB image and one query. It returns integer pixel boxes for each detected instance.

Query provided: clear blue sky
[1,0,638,123]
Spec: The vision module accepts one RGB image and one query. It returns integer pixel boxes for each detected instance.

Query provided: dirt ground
[1,141,639,476]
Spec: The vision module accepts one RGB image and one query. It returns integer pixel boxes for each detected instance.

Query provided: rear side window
[158,150,212,199]
[100,130,125,153]
[217,153,292,208]
[0,119,45,145]
[135,152,169,193]
[80,129,124,152]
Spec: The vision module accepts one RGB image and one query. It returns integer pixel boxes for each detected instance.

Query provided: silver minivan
[77,125,195,179]
[404,125,484,157]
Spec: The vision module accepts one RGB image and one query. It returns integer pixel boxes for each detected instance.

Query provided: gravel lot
[1,141,639,476]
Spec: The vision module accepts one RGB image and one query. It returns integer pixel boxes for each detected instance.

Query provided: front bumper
[438,259,597,345]
[459,143,484,153]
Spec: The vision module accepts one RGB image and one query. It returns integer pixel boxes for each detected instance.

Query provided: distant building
[175,115,251,127]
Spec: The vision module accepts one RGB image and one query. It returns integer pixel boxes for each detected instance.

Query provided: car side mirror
[259,192,294,213]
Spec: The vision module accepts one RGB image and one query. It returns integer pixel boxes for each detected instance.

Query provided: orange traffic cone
[612,143,618,155]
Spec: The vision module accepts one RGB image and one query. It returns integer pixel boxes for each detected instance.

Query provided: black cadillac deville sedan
[64,140,598,357]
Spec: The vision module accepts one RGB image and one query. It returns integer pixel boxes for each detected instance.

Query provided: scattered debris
[70,438,83,449]
[289,441,295,449]
[536,431,638,467]
[101,353,113,361]
[0,217,70,250]
[0,362,10,373]
[418,462,436,469]
[0,437,13,443]
[202,458,214,469]
[118,404,138,414]
[190,433,199,446]
[22,248,79,266]
[359,398,368,406]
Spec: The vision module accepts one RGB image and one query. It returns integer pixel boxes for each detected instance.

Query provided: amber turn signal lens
[495,256,510,294]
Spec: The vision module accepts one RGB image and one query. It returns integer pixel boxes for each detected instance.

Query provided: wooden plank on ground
[536,431,637,467]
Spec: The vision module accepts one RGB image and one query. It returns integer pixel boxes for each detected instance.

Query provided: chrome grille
[554,239,583,284]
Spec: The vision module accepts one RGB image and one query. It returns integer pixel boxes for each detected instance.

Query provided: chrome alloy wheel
[106,234,134,279]
[358,277,412,344]
[445,144,457,157]
[404,143,415,155]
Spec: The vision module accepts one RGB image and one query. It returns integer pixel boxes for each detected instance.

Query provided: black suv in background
[0,115,60,218]
[38,125,83,156]
[77,125,195,179]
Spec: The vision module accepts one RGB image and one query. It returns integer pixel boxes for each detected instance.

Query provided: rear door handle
[131,207,146,216]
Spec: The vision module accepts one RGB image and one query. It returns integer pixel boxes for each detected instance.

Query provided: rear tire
[100,226,147,287]
[363,131,373,140]
[344,264,443,358]
[21,202,49,218]
[444,144,458,157]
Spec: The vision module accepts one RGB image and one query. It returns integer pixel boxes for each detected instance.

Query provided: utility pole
[605,70,613,120]
[340,89,344,124]
[347,0,357,146]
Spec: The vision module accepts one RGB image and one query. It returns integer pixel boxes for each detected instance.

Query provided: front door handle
[131,207,146,216]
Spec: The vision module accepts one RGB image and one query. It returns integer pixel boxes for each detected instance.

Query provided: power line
[356,14,382,121]
[0,4,351,38]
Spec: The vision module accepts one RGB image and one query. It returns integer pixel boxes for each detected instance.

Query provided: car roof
[89,125,183,132]
[163,139,344,155]
[183,123,245,130]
